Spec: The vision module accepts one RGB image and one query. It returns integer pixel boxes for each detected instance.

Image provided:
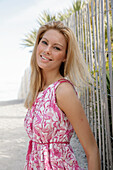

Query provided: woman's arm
[56,82,101,170]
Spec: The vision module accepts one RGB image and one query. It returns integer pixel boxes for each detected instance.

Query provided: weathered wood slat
[64,0,113,168]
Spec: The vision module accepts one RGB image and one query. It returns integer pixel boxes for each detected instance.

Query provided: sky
[0,0,73,101]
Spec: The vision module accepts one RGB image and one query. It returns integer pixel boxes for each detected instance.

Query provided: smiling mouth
[40,55,52,61]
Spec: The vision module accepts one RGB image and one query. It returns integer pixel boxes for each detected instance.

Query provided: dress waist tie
[35,141,69,145]
[34,140,69,169]
[26,140,69,169]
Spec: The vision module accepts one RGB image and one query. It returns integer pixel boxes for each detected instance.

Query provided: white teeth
[41,55,51,61]
[41,56,48,60]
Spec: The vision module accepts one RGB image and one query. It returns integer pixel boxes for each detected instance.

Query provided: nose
[44,45,51,54]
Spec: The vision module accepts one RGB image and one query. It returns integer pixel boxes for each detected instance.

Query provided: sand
[0,102,28,170]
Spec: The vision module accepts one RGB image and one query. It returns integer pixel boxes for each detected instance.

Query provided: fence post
[101,0,113,168]
[106,0,113,137]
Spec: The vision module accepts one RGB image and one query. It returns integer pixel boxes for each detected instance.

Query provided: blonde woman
[24,21,100,170]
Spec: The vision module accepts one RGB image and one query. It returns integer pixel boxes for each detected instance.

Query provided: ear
[62,58,66,62]
[62,54,67,62]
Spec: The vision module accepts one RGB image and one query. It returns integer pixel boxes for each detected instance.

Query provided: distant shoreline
[0,99,24,106]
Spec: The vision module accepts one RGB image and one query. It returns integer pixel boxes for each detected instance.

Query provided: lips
[40,55,52,61]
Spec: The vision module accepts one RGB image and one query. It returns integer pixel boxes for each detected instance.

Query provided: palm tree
[71,0,86,14]
[22,11,57,48]
[37,10,56,26]
[22,28,37,48]
[22,0,84,49]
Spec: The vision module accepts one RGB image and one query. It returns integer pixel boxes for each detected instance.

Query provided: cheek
[56,52,66,61]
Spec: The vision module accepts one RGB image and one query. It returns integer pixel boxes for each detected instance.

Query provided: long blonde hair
[24,21,92,109]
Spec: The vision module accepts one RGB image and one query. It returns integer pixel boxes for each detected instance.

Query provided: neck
[41,70,63,87]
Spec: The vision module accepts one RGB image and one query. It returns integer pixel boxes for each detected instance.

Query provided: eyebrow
[42,37,64,48]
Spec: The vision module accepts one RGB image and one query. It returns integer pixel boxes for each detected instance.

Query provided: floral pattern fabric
[24,79,83,170]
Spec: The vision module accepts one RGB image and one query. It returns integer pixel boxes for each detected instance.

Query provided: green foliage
[22,29,37,47]
[22,0,85,49]
[71,0,85,13]
[37,10,57,26]
[57,9,72,21]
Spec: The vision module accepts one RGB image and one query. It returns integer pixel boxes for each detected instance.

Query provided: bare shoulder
[56,82,79,111]
[56,81,77,97]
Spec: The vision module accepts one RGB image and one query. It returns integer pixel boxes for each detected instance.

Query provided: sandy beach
[0,101,28,170]
[0,100,87,170]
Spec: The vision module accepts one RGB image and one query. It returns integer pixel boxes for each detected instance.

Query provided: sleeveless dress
[24,79,83,170]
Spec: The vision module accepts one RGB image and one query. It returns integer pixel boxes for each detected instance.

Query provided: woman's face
[36,29,67,73]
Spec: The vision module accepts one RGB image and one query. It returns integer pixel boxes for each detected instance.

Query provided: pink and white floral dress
[24,79,82,170]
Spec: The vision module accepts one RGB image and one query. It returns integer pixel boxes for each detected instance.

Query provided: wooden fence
[64,0,113,169]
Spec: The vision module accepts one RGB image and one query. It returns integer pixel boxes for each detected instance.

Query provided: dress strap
[54,78,78,96]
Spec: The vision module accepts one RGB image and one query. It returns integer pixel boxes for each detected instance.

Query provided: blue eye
[54,47,61,51]
[41,40,48,45]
